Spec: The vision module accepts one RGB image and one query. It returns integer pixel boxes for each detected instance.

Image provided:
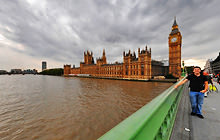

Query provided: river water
[0,75,172,140]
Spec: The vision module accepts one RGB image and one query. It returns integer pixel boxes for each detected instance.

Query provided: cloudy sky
[0,0,219,71]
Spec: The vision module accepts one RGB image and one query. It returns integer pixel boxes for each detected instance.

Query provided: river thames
[0,75,172,140]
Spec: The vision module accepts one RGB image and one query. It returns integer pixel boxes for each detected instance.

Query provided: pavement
[191,82,220,140]
[170,82,220,140]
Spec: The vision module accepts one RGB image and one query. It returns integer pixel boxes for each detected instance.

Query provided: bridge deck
[171,82,220,140]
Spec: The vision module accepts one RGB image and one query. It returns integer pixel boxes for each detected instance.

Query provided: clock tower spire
[168,17,182,78]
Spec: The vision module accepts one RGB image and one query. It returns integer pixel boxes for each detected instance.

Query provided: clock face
[171,37,177,42]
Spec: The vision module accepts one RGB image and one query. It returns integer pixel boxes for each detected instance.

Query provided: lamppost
[182,60,186,77]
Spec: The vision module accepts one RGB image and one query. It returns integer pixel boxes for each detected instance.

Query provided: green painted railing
[98,77,186,140]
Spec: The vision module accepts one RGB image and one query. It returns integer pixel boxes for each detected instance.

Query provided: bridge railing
[98,77,187,140]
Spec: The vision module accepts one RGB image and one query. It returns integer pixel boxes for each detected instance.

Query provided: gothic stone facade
[64,47,152,79]
[169,18,182,78]
[64,18,182,79]
[211,52,220,74]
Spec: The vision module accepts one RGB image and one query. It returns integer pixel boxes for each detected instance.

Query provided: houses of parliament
[64,18,182,79]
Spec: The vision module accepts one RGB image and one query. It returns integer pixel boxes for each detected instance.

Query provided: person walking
[174,66,208,119]
[207,74,213,86]
[203,72,213,97]
[218,74,220,85]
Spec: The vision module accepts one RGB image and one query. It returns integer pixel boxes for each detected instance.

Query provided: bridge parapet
[98,77,187,140]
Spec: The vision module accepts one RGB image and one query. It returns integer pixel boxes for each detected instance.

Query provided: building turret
[84,50,95,64]
[103,49,105,56]
[102,49,107,64]
[133,51,136,57]
[97,49,107,65]
[170,16,181,35]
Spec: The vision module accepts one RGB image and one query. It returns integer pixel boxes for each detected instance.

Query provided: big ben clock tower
[169,17,182,78]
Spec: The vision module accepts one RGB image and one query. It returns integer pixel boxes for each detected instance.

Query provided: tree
[39,68,64,76]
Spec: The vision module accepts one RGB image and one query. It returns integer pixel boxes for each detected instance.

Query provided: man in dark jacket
[174,66,208,119]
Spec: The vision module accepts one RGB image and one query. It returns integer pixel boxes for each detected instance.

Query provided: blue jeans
[189,91,204,115]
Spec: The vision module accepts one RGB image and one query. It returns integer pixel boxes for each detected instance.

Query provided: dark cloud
[0,0,219,70]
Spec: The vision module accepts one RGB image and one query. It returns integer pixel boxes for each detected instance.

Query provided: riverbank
[64,75,177,83]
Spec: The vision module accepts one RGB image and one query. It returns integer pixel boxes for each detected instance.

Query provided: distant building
[64,48,152,79]
[11,69,22,74]
[23,69,38,74]
[161,60,169,66]
[151,60,169,77]
[42,61,47,71]
[204,59,213,74]
[0,70,8,75]
[211,52,220,74]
